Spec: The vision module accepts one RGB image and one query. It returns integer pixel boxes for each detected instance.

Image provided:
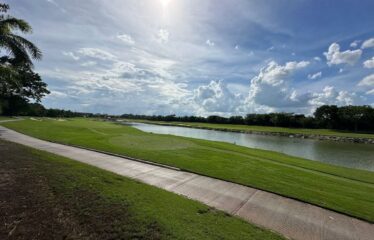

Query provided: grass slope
[0,139,283,240]
[0,116,13,121]
[2,118,374,222]
[131,119,374,139]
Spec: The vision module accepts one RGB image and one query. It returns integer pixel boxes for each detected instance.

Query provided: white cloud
[350,40,360,48]
[77,48,116,61]
[206,39,215,47]
[47,90,68,99]
[62,51,80,60]
[356,73,373,100]
[193,80,243,115]
[324,42,362,66]
[246,61,310,109]
[81,61,97,67]
[235,45,239,50]
[117,34,135,45]
[308,71,322,80]
[157,29,169,44]
[43,43,197,115]
[243,60,362,114]
[358,74,374,87]
[250,60,309,87]
[363,57,374,69]
[309,86,357,106]
[45,0,66,13]
[361,38,374,49]
[314,56,321,61]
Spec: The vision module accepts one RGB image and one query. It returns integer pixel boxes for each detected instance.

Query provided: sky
[5,0,374,116]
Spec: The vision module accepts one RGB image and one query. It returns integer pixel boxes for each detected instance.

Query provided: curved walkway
[0,125,373,240]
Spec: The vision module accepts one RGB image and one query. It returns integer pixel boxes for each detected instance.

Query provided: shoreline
[123,120,374,144]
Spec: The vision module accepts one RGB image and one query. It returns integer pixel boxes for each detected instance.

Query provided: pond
[128,122,374,171]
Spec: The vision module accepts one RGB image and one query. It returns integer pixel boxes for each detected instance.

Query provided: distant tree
[119,105,374,132]
[207,115,227,124]
[314,105,339,129]
[269,113,293,127]
[337,105,372,132]
[229,115,244,124]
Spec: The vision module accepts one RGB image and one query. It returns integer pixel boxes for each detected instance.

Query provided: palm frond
[0,34,33,65]
[9,34,42,60]
[0,16,31,33]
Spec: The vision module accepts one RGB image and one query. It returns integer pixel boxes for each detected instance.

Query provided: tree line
[121,105,374,132]
[4,102,111,118]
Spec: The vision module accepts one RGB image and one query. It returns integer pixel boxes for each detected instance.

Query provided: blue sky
[5,0,374,115]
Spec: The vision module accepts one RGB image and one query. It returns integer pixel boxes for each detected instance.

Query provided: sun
[160,0,171,8]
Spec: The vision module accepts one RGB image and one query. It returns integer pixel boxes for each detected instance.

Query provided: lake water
[128,122,374,171]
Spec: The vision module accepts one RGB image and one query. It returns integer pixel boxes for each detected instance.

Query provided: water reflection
[127,122,374,171]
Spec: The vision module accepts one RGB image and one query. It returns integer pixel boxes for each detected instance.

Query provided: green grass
[0,116,13,121]
[1,140,283,240]
[130,119,374,139]
[2,118,374,222]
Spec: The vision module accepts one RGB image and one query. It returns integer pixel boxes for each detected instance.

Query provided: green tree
[0,3,48,115]
[0,3,41,66]
[314,105,339,129]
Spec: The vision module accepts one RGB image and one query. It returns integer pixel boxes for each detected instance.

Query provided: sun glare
[160,0,171,8]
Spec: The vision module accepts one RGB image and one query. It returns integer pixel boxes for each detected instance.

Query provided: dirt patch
[0,141,88,240]
[0,140,163,240]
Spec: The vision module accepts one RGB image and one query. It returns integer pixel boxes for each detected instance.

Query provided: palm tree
[0,4,42,66]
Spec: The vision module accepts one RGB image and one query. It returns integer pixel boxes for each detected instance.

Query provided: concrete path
[0,125,373,240]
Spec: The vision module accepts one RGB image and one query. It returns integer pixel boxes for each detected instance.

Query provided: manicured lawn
[0,140,283,240]
[0,116,13,121]
[130,119,374,139]
[2,118,374,222]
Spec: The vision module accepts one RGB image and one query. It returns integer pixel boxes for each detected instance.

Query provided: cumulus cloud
[358,74,374,87]
[157,29,169,44]
[243,60,362,114]
[117,34,135,45]
[361,38,374,49]
[206,39,215,47]
[309,86,357,106]
[357,74,374,96]
[324,43,362,66]
[246,61,310,109]
[193,80,243,115]
[350,40,360,48]
[250,60,309,87]
[308,71,322,80]
[363,57,374,69]
[77,48,116,61]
